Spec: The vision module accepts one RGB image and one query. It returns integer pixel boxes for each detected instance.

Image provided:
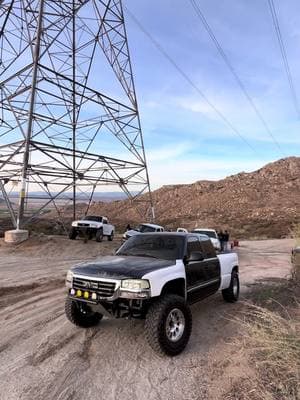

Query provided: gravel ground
[0,236,294,400]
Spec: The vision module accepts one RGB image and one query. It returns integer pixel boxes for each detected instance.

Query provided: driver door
[185,236,211,303]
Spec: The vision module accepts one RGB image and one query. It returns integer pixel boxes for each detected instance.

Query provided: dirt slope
[91,157,300,238]
[0,236,293,400]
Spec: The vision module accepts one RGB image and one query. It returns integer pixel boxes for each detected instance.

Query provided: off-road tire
[69,228,77,240]
[65,297,103,327]
[95,228,103,242]
[108,231,114,241]
[145,294,192,356]
[222,271,239,302]
[88,232,94,240]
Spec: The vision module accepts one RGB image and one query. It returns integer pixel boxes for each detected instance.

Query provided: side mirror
[188,251,204,262]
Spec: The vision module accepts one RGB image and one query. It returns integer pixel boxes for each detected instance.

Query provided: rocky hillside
[90,157,300,239]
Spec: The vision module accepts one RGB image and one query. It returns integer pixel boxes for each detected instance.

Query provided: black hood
[71,255,176,279]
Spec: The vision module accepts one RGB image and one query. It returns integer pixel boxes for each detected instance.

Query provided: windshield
[83,216,102,222]
[192,230,217,239]
[117,234,185,260]
[137,224,156,233]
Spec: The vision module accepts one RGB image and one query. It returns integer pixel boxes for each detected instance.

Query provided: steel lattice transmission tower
[0,0,154,230]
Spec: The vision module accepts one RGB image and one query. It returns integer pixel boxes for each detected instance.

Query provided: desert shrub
[291,223,300,246]
[231,303,300,400]
[291,223,300,281]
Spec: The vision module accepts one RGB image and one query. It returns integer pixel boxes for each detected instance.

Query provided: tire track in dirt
[28,331,78,366]
[2,293,59,319]
[0,279,65,309]
[76,329,98,364]
[24,329,99,400]
[0,296,65,355]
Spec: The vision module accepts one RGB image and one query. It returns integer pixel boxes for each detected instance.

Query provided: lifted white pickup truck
[69,215,114,242]
[65,232,239,355]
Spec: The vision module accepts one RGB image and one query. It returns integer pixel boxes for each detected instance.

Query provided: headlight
[121,279,150,290]
[66,270,73,288]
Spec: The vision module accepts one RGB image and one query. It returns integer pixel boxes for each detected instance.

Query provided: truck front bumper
[68,286,151,303]
[72,226,97,234]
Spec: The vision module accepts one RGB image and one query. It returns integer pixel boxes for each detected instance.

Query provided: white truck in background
[191,228,221,251]
[69,215,114,242]
[176,227,188,233]
[123,223,164,241]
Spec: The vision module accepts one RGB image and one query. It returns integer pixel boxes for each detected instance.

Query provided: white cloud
[147,142,193,162]
[175,97,215,116]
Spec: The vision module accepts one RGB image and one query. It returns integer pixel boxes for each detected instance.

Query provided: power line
[268,0,300,119]
[189,0,285,156]
[124,6,259,155]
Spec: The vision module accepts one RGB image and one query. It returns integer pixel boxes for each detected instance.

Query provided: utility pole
[0,0,154,240]
[17,0,45,229]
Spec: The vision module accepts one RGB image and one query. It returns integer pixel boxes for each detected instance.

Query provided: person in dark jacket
[218,230,225,252]
[224,230,230,251]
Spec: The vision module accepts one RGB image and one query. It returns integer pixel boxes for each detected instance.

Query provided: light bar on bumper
[119,279,151,299]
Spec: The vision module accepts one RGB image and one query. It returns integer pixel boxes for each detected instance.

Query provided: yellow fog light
[76,290,82,297]
[83,291,89,299]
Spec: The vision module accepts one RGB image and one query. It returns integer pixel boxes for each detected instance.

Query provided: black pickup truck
[65,233,239,355]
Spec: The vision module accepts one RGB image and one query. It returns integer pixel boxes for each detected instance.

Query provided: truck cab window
[187,237,202,257]
[200,239,215,259]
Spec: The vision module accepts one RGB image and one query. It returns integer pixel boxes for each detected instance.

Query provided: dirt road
[0,236,293,400]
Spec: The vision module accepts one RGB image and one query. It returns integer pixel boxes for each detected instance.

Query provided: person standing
[218,230,225,252]
[224,230,230,251]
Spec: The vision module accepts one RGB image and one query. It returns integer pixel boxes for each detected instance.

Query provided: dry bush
[291,259,300,282]
[291,223,300,246]
[291,223,300,282]
[229,303,300,400]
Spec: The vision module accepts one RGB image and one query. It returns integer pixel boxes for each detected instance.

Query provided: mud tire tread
[65,297,102,328]
[145,294,192,356]
[95,228,103,242]
[222,271,239,303]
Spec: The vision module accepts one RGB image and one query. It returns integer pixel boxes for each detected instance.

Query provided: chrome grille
[73,277,116,297]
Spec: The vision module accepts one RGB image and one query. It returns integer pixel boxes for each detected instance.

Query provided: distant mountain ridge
[90,157,300,238]
[7,191,132,202]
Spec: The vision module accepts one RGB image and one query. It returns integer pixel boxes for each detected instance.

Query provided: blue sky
[2,0,299,193]
[120,0,300,188]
